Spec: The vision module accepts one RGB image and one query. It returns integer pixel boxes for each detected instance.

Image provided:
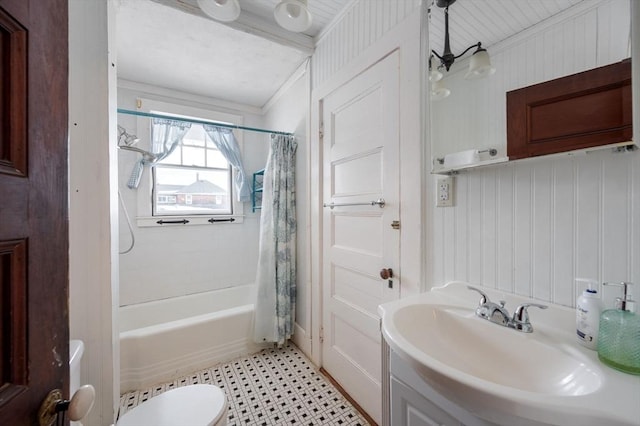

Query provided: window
[152,122,233,216]
[132,99,245,227]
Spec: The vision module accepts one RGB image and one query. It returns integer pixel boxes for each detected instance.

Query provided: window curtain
[253,134,297,346]
[127,118,192,189]
[203,125,250,202]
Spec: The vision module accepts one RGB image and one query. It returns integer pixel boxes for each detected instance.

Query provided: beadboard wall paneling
[432,0,635,309]
[435,150,639,309]
[312,0,420,88]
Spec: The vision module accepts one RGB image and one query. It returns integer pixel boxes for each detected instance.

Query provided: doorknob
[380,268,393,280]
[39,385,95,426]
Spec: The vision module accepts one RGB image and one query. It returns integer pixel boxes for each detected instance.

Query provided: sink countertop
[379,281,640,426]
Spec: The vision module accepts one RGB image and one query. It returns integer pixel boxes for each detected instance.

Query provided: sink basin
[393,303,601,396]
[379,282,640,426]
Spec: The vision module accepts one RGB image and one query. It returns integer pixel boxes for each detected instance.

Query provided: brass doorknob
[380,268,393,280]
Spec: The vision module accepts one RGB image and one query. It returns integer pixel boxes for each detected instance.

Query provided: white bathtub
[119,284,264,393]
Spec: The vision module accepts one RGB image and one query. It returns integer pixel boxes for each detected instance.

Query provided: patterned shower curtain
[253,134,297,346]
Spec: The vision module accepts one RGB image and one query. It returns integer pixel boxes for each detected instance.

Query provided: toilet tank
[69,340,85,426]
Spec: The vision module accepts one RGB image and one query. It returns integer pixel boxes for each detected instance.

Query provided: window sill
[136,215,245,228]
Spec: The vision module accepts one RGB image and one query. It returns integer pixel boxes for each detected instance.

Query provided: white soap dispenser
[576,279,603,350]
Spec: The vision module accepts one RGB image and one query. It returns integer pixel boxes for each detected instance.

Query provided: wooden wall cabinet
[507,59,632,160]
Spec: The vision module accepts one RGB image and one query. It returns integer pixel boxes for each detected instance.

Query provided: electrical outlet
[437,176,454,207]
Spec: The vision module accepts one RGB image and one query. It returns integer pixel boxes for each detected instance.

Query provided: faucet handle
[511,303,548,333]
[467,286,490,306]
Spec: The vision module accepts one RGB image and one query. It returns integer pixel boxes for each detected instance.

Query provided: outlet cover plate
[437,176,454,207]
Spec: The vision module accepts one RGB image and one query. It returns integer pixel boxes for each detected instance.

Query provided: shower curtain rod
[117,108,294,136]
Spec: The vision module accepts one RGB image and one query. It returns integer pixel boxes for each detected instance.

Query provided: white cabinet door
[391,377,463,426]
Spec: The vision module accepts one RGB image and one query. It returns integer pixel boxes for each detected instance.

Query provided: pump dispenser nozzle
[603,282,636,313]
[598,282,639,375]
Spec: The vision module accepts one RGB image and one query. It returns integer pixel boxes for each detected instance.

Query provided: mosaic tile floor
[118,343,371,425]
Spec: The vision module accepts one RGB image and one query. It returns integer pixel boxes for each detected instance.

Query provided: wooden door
[320,51,400,424]
[0,0,69,424]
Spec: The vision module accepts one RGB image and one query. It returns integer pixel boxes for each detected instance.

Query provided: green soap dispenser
[597,282,640,375]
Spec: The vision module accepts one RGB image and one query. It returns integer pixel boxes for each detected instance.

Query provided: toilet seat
[117,384,227,426]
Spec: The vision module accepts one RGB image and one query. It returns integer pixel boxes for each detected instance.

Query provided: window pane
[154,166,231,215]
[182,146,205,167]
[162,148,181,165]
[207,149,229,168]
[182,125,206,147]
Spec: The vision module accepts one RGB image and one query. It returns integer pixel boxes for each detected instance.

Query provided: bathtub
[119,284,264,393]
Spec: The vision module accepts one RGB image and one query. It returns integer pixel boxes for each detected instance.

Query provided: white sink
[380,282,640,426]
[393,303,601,396]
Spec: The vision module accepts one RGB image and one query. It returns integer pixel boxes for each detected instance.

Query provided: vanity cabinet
[391,376,462,426]
[389,350,497,426]
[506,59,633,160]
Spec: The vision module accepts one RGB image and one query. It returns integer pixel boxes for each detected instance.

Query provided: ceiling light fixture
[197,0,313,33]
[197,0,241,23]
[274,0,313,33]
[430,0,495,79]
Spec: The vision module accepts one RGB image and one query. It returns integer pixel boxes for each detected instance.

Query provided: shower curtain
[253,134,297,346]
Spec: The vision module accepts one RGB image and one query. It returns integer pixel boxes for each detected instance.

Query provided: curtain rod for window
[117,108,294,136]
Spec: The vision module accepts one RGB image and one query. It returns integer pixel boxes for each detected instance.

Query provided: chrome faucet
[467,286,548,333]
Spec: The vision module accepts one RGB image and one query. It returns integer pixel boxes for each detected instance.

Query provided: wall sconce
[429,55,443,82]
[431,0,495,80]
[197,0,313,33]
[431,80,451,101]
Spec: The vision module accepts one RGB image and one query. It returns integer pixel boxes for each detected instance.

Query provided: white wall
[431,0,638,309]
[262,60,312,354]
[117,81,269,306]
[68,0,118,424]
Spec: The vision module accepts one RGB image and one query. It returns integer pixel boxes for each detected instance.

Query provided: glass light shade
[274,0,313,32]
[431,80,450,100]
[197,0,241,22]
[429,56,443,82]
[465,49,496,80]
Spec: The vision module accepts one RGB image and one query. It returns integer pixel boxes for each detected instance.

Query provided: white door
[320,50,401,424]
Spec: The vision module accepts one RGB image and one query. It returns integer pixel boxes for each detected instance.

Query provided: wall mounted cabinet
[507,59,633,160]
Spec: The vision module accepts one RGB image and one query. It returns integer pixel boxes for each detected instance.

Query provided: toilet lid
[117,384,227,426]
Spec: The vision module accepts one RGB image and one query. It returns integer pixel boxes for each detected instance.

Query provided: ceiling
[429,0,584,65]
[115,0,351,107]
[116,0,585,108]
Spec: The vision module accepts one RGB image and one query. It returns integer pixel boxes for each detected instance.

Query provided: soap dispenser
[575,279,603,350]
[597,282,640,375]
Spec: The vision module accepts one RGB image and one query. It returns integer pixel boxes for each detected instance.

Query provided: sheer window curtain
[253,134,298,346]
[203,125,250,202]
[127,118,192,189]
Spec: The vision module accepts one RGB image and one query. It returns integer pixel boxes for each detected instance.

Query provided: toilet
[116,384,228,426]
